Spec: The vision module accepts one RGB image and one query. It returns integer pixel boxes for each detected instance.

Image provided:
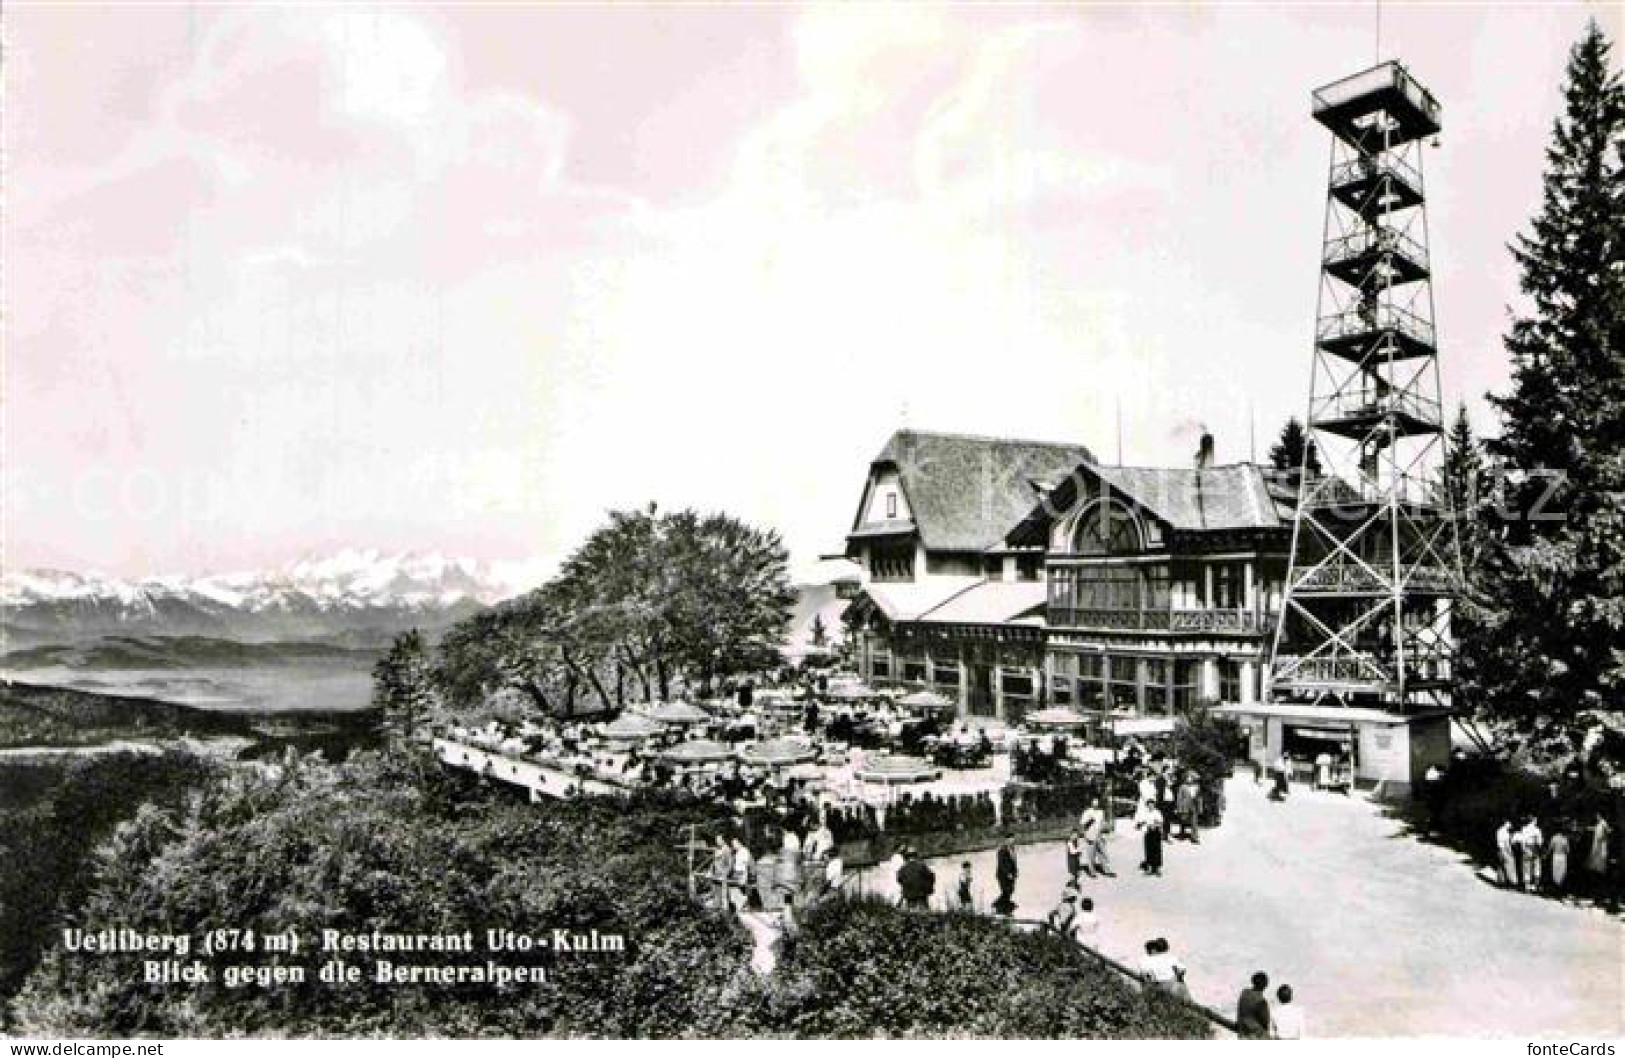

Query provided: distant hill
[1,550,553,646]
[0,636,382,672]
[0,680,379,752]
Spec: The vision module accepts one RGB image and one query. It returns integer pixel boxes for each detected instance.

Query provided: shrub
[765,896,1211,1038]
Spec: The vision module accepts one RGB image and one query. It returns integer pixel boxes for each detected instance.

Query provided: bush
[12,750,1214,1038]
[764,897,1211,1038]
[0,750,217,1020]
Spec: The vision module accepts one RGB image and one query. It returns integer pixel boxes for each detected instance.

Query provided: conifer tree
[1471,21,1625,746]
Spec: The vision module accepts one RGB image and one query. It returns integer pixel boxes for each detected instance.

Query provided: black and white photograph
[2,1,1622,1045]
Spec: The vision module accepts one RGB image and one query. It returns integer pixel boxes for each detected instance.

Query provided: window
[1173,660,1201,712]
[1104,655,1138,712]
[1001,672,1034,697]
[1220,660,1241,702]
[872,542,914,582]
[902,659,928,684]
[1072,500,1143,555]
[886,491,897,519]
[933,660,961,687]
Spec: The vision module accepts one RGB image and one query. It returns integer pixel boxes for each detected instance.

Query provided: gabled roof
[842,577,1047,632]
[847,576,982,623]
[850,430,1096,553]
[1006,461,1291,545]
[914,580,1047,627]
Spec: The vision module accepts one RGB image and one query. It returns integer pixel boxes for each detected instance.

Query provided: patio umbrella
[785,762,826,782]
[896,689,956,712]
[854,754,940,784]
[737,738,820,768]
[645,700,711,725]
[661,739,735,765]
[601,714,667,740]
[1024,707,1091,728]
[824,683,873,703]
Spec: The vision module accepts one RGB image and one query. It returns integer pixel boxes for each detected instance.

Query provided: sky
[4,3,1617,581]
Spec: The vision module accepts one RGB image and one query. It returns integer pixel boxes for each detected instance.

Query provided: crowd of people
[707,816,847,914]
[1494,811,1613,896]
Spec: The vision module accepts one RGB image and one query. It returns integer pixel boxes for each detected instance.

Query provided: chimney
[1195,429,1215,470]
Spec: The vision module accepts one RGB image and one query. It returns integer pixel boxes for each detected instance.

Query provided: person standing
[1136,799,1165,876]
[1496,818,1519,888]
[955,861,975,910]
[1176,774,1200,843]
[885,846,907,903]
[1066,829,1087,878]
[1549,827,1571,893]
[1272,984,1305,1039]
[729,837,755,912]
[1081,798,1114,876]
[710,835,733,910]
[1235,972,1272,1039]
[995,837,1019,915]
[1519,816,1545,893]
[1314,751,1331,791]
[1585,813,1613,896]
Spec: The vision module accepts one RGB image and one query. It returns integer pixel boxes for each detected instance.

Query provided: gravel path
[863,776,1623,1037]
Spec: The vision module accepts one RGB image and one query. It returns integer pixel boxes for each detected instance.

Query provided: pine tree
[1440,403,1486,569]
[1267,417,1322,475]
[1471,21,1625,748]
[372,629,433,734]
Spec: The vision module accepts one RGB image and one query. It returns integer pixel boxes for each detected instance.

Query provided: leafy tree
[1471,21,1625,753]
[431,505,796,716]
[1267,417,1321,476]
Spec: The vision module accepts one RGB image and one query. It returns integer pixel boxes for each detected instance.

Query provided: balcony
[1048,606,1272,636]
[1317,303,1435,364]
[1323,226,1430,290]
[1329,152,1424,215]
[1310,385,1441,439]
[1312,61,1442,149]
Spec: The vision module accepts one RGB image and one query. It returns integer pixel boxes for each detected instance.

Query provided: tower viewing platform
[1312,61,1442,148]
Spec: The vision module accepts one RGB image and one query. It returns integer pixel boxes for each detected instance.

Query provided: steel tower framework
[1268,61,1463,709]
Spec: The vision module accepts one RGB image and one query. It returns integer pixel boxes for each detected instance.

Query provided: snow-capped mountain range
[1,550,554,646]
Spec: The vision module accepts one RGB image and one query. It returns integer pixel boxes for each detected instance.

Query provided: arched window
[1071,500,1142,555]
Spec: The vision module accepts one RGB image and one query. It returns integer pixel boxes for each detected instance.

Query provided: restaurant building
[842,428,1292,724]
[839,427,1451,792]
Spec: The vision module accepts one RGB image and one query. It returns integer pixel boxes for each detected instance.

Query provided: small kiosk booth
[1213,702,1451,800]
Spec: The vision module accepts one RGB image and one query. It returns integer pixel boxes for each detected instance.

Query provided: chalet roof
[914,580,1047,627]
[851,430,1096,552]
[1006,461,1291,545]
[1091,463,1286,532]
[852,576,982,623]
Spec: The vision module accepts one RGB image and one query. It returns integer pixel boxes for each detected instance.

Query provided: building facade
[842,429,1291,727]
[839,428,1451,792]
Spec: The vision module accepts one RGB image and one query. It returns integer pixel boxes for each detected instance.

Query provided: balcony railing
[1323,226,1428,275]
[1317,303,1434,350]
[1312,62,1442,132]
[1311,385,1441,429]
[1329,151,1422,198]
[1048,606,1272,635]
